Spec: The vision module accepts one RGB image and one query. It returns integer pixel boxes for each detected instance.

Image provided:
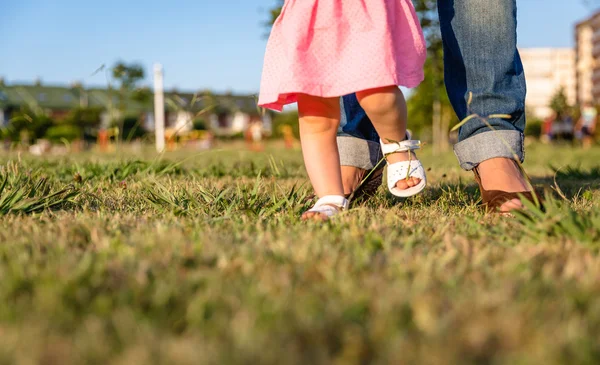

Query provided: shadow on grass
[551,165,600,181]
[366,180,482,210]
[369,166,600,210]
[530,165,600,199]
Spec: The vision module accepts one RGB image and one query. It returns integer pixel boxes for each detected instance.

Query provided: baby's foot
[302,196,348,221]
[384,149,422,190]
[301,210,332,221]
[379,137,427,198]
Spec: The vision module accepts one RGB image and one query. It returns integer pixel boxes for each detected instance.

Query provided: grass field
[1,141,600,364]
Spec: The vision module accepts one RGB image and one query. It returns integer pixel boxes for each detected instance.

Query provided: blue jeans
[338,0,526,171]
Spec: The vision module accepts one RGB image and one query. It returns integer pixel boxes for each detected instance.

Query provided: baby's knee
[300,115,339,134]
[356,87,403,116]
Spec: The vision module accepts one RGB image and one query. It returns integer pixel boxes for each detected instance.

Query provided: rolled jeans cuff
[454,130,524,171]
[337,136,382,170]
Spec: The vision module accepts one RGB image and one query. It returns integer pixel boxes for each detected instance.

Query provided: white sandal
[380,138,427,198]
[303,195,349,219]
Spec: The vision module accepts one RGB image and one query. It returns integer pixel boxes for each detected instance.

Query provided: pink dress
[258,0,426,112]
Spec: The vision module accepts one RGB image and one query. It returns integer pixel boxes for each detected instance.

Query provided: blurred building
[0,82,271,136]
[519,48,576,119]
[575,16,596,105]
[574,11,600,106]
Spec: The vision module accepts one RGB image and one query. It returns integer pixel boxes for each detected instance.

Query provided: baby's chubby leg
[356,86,421,190]
[297,94,345,219]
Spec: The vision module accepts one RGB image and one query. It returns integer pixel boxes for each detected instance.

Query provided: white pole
[153,63,165,153]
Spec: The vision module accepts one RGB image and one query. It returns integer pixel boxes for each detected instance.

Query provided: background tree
[266,0,284,28]
[111,62,145,141]
[131,86,152,106]
[549,87,570,116]
[5,88,54,143]
[6,109,53,143]
[64,106,104,141]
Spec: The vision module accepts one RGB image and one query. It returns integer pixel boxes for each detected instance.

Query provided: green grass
[1,141,600,364]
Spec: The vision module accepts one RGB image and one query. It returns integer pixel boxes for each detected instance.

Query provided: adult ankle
[341,166,366,194]
[476,158,529,191]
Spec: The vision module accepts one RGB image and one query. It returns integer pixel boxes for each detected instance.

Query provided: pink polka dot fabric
[258,0,427,112]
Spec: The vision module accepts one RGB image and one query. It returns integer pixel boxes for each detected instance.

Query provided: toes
[301,212,315,221]
[499,198,523,213]
[301,212,312,221]
[395,177,421,190]
[407,177,421,188]
[301,212,328,221]
[395,179,410,190]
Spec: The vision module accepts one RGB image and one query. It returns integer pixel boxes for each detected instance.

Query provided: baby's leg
[297,94,344,217]
[356,86,421,190]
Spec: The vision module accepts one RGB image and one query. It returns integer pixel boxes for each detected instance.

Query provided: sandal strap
[313,195,349,210]
[307,195,349,217]
[387,160,425,188]
[380,139,421,156]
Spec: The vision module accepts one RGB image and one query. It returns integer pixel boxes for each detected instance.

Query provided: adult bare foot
[341,166,366,196]
[475,157,537,213]
[340,165,384,202]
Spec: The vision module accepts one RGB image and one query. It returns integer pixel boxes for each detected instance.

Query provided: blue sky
[0,0,595,94]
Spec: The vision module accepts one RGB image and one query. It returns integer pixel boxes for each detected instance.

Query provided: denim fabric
[453,130,523,170]
[338,94,379,142]
[337,0,526,170]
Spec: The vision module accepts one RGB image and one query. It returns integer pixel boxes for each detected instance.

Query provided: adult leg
[337,94,384,197]
[439,0,532,212]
